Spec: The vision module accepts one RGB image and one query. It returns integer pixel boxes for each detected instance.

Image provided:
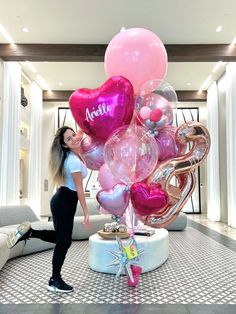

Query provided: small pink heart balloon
[127,265,142,287]
[127,275,139,287]
[96,184,130,217]
[130,182,169,216]
[69,76,134,141]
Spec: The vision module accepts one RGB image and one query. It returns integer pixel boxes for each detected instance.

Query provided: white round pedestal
[88,229,169,274]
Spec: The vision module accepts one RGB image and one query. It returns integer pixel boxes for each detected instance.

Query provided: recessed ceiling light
[216,25,222,32]
[22,27,30,33]
[58,82,63,86]
[187,82,191,86]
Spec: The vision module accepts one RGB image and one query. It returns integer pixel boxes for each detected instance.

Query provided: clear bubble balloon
[104,124,159,184]
[135,79,178,133]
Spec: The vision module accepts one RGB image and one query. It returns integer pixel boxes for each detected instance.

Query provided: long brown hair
[49,126,74,187]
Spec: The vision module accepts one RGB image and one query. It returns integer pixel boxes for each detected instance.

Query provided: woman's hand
[83,213,91,229]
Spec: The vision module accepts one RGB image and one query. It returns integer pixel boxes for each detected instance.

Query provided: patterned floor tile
[0,227,236,304]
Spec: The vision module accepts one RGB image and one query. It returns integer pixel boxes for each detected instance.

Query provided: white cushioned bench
[88,229,169,274]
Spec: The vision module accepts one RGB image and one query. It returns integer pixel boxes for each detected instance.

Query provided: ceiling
[0,0,236,93]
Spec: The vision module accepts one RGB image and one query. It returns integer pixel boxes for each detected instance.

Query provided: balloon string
[128,201,135,237]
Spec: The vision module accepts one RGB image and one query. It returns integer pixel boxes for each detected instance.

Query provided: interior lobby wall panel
[217,74,228,223]
[40,102,58,216]
[0,59,3,174]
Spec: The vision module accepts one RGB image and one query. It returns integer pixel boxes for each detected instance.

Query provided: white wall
[217,74,228,223]
[40,102,59,216]
[19,81,31,201]
[0,59,3,174]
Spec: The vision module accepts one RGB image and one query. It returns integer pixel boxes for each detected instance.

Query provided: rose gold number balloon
[139,121,210,228]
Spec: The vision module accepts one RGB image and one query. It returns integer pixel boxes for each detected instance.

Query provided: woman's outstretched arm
[72,172,90,226]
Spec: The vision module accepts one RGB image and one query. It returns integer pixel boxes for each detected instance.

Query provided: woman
[7,126,90,293]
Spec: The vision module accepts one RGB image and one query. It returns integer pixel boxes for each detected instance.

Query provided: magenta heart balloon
[69,76,134,141]
[96,184,130,217]
[130,182,169,216]
[127,265,142,287]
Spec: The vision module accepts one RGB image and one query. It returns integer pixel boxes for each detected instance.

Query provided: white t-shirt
[62,152,88,191]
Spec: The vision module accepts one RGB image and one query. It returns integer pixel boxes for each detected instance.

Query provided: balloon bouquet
[69,28,211,286]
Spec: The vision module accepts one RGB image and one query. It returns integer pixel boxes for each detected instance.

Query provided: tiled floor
[1,214,236,313]
[187,214,236,240]
[1,304,236,314]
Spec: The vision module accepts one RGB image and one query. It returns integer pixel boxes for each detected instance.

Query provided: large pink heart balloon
[96,184,130,217]
[130,182,169,216]
[69,76,135,141]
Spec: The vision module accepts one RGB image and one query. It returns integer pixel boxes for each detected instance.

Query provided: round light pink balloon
[98,163,123,190]
[105,28,168,94]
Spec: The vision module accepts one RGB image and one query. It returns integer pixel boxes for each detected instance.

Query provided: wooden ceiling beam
[43,90,207,102]
[0,44,107,62]
[0,44,236,62]
[176,91,207,102]
[43,90,73,102]
[167,44,236,62]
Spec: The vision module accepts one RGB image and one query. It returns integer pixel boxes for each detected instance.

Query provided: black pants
[31,186,78,280]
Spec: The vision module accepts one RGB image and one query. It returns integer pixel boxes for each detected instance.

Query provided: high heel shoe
[7,222,32,249]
